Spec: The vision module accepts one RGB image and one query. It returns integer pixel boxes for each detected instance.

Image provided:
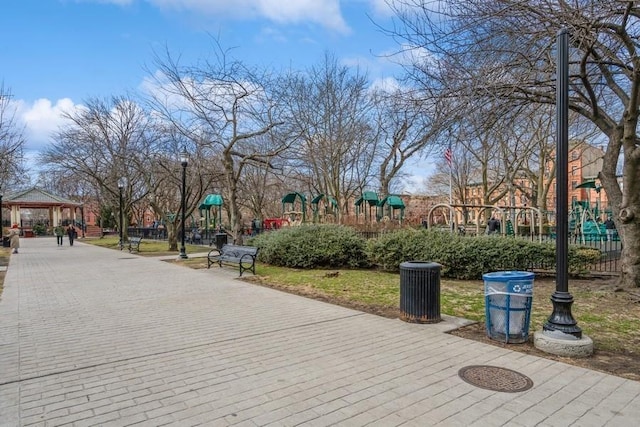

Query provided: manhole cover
[458,365,533,393]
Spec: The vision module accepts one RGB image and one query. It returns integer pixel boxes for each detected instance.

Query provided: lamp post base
[179,247,188,259]
[543,291,582,338]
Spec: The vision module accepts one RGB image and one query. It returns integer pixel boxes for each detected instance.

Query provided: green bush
[251,226,601,278]
[366,229,600,279]
[251,224,369,269]
[568,246,602,275]
[32,223,47,236]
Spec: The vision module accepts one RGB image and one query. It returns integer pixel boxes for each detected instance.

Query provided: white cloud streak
[144,0,350,33]
[14,98,81,152]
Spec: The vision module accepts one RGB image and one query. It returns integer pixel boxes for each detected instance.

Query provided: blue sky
[3,0,434,190]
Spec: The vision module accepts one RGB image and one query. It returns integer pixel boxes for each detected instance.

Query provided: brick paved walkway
[0,238,638,426]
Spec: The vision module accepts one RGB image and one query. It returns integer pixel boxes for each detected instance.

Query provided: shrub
[366,229,600,280]
[251,224,369,269]
[568,246,602,275]
[32,223,48,236]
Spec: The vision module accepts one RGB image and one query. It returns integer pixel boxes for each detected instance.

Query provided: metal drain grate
[458,365,533,393]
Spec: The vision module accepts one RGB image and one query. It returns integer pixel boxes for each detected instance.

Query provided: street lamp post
[117,177,127,250]
[80,205,85,238]
[179,148,189,259]
[0,186,3,233]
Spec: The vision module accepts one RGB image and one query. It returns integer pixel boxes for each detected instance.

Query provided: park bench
[127,237,143,253]
[207,243,259,277]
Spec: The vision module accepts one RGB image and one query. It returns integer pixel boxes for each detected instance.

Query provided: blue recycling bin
[483,271,535,344]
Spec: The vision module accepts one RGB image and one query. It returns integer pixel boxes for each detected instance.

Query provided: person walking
[67,225,76,246]
[604,216,616,240]
[54,224,65,246]
[7,224,20,254]
[487,217,500,235]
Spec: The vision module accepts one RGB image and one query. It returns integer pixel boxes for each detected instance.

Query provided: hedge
[250,226,600,279]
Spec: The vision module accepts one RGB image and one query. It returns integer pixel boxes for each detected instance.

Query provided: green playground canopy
[198,194,223,209]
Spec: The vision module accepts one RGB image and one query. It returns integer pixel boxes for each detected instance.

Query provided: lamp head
[117,177,127,189]
[180,146,188,167]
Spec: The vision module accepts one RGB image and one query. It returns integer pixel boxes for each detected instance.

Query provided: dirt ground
[246,276,640,382]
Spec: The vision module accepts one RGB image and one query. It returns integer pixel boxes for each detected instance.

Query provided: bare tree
[388,0,640,287]
[370,88,446,196]
[140,125,219,250]
[146,43,290,243]
[283,53,376,222]
[39,96,155,238]
[0,84,27,191]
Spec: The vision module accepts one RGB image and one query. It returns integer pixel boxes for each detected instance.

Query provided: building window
[572,150,579,160]
[572,181,577,188]
[571,166,578,176]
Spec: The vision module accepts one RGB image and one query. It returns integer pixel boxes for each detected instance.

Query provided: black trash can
[399,261,442,323]
[214,232,228,250]
[2,236,10,248]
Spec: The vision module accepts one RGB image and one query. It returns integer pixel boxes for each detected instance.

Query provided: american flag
[444,146,452,167]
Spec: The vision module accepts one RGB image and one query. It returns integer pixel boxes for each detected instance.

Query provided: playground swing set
[426,203,545,241]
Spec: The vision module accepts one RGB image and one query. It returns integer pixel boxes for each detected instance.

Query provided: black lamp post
[80,205,85,238]
[543,29,581,338]
[117,177,127,250]
[179,147,188,259]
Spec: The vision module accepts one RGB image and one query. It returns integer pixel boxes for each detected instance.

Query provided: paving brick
[2,239,640,426]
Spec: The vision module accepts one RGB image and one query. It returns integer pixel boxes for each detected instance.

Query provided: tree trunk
[619,220,640,287]
[168,222,178,252]
[600,124,639,288]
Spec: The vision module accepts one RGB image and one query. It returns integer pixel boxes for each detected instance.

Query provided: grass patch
[83,236,207,256]
[248,264,639,357]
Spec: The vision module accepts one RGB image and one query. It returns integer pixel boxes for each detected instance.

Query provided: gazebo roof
[379,195,405,209]
[3,187,82,208]
[199,194,223,209]
[282,192,307,204]
[355,191,379,206]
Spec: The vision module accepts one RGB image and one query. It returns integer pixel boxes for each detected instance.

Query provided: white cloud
[369,76,401,92]
[15,98,81,152]
[367,0,394,18]
[146,0,350,33]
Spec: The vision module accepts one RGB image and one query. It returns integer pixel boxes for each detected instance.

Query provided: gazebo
[2,187,83,236]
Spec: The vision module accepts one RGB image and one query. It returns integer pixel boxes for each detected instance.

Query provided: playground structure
[311,194,338,223]
[377,195,406,224]
[569,179,619,242]
[274,191,406,227]
[426,203,544,241]
[354,191,379,223]
[198,194,224,239]
[569,200,616,243]
[354,192,405,224]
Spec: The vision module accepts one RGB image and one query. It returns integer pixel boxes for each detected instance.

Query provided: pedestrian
[54,224,65,246]
[7,224,20,254]
[487,217,500,235]
[604,216,616,239]
[67,225,76,246]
